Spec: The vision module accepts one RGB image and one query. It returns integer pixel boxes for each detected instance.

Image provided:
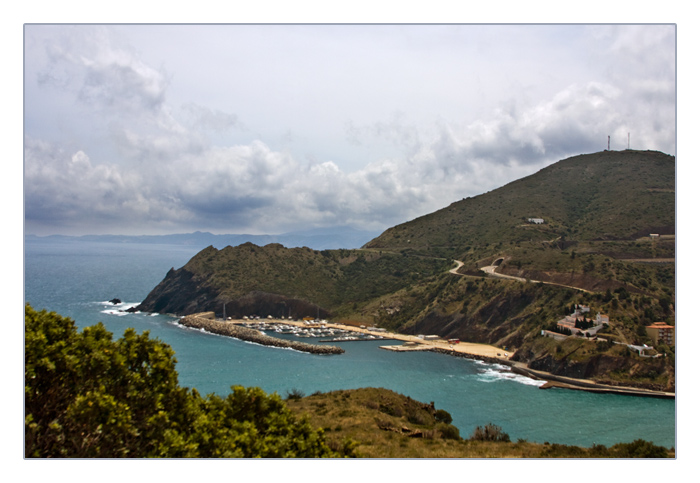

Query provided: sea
[23,237,677,450]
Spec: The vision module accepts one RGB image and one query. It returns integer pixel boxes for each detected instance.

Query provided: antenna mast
[607,135,610,151]
[628,132,630,149]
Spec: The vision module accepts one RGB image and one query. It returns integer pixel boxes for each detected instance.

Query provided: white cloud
[23,24,676,236]
[34,26,169,115]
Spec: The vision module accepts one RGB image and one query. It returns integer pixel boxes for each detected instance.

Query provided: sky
[23,23,676,236]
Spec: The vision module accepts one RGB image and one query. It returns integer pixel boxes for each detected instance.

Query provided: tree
[25,304,338,458]
[435,408,453,424]
[659,296,672,314]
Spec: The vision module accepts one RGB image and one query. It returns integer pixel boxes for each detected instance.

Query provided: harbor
[225,314,511,360]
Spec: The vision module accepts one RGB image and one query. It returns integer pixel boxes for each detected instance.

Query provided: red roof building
[646,322,675,346]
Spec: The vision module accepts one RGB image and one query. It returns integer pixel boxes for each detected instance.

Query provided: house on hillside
[555,305,608,337]
[646,322,675,346]
[528,217,545,224]
[556,314,580,334]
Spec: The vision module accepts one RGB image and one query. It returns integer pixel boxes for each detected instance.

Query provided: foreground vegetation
[25,305,341,458]
[25,305,671,458]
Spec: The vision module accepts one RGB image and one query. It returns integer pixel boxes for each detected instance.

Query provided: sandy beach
[230,317,510,360]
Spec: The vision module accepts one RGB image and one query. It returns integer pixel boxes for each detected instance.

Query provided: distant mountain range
[25,226,383,251]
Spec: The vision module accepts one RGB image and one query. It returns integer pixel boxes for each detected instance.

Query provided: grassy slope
[365,150,674,258]
[179,243,452,311]
[284,387,672,458]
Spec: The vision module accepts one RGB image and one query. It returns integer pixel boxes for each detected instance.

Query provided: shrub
[24,305,336,458]
[609,439,669,458]
[285,388,306,400]
[435,408,453,424]
[437,423,461,440]
[379,403,403,418]
[470,423,511,442]
[407,409,432,426]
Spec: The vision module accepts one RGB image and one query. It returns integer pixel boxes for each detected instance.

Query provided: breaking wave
[97,300,140,316]
[474,361,547,387]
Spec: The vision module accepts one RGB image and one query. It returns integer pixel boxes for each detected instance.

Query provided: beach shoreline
[184,313,675,399]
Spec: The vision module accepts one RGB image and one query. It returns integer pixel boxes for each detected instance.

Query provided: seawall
[179,313,345,355]
[429,347,674,398]
[509,363,675,399]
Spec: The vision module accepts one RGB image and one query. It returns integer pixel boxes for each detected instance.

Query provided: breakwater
[429,347,510,366]
[179,313,345,355]
[427,347,674,398]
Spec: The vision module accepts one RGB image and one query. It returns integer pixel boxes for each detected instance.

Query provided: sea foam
[99,301,140,316]
[476,364,547,387]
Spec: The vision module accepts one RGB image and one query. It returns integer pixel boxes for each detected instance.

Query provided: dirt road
[477,261,591,293]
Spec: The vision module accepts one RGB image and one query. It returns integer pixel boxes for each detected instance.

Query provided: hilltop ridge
[364,149,674,258]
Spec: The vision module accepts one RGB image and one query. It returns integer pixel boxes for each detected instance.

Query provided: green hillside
[137,150,676,390]
[136,242,451,318]
[365,150,674,259]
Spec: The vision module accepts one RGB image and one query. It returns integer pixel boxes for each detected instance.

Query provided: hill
[136,243,451,318]
[365,149,674,259]
[136,150,675,390]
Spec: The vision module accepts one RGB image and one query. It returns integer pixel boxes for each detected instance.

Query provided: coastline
[180,313,675,399]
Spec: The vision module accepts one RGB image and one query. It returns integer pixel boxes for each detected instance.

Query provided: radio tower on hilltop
[607,135,610,151]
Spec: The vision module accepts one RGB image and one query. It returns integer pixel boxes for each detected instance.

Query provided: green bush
[24,304,337,458]
[435,408,453,424]
[407,409,432,426]
[437,423,461,440]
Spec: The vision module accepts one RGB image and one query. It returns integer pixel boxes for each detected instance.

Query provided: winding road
[450,259,591,293]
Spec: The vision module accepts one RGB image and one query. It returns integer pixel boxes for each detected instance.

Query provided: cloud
[37,26,169,115]
[180,103,245,133]
[24,75,674,235]
[24,138,141,229]
[24,25,676,236]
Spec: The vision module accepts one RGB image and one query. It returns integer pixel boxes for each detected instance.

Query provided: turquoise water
[24,238,676,449]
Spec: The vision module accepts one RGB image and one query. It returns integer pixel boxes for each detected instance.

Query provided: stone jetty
[179,313,344,355]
